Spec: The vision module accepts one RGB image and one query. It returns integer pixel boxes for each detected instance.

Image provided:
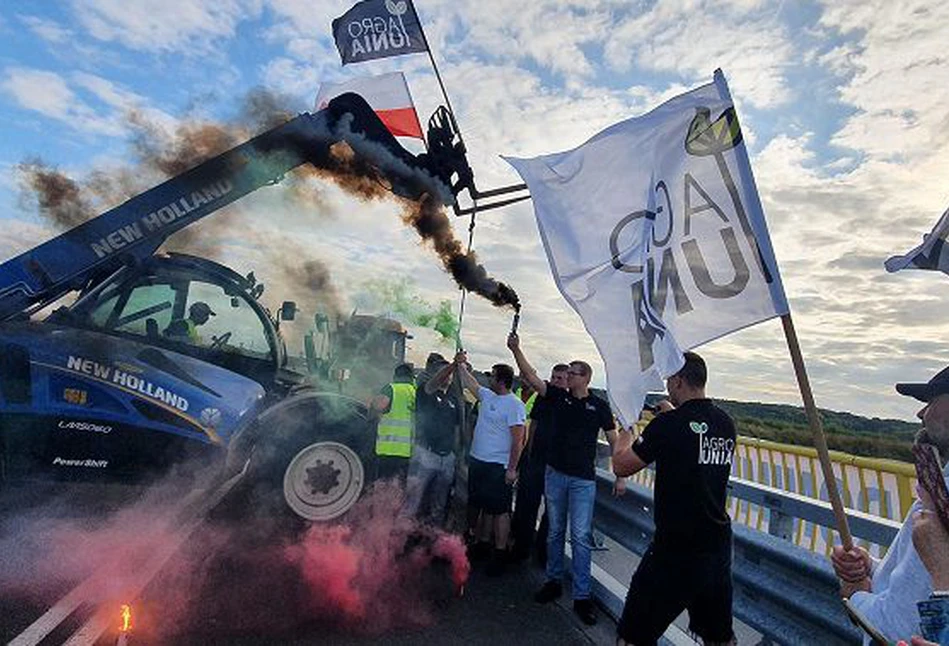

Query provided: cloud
[1,67,179,139]
[0,67,127,137]
[71,0,262,53]
[18,14,73,44]
[603,1,795,108]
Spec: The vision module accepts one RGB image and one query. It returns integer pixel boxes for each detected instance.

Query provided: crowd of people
[367,334,949,646]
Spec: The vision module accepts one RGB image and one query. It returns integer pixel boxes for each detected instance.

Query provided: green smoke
[361,278,460,343]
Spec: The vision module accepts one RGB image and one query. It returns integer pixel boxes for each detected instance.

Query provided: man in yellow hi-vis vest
[370,362,416,482]
[164,301,215,344]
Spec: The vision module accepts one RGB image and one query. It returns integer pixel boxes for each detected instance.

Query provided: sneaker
[573,599,597,625]
[534,580,563,603]
[592,530,608,551]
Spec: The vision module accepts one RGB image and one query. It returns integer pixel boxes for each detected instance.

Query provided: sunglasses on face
[567,370,585,377]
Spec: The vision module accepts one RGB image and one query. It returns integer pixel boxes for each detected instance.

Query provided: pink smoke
[1,478,469,643]
[285,479,469,633]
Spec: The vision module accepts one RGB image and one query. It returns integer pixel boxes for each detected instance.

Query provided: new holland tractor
[0,93,470,522]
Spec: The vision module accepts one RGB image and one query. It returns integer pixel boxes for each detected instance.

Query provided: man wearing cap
[403,353,459,525]
[831,366,949,643]
[164,301,215,344]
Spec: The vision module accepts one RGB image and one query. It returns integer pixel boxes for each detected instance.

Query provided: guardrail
[614,434,915,558]
[591,467,902,645]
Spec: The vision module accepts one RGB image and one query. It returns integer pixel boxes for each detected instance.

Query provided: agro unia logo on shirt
[347,0,414,58]
[691,421,734,466]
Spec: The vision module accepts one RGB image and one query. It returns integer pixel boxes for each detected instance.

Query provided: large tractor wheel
[280,439,364,522]
[233,393,374,526]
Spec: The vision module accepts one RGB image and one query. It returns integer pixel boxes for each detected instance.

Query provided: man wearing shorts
[612,351,736,646]
[457,353,526,575]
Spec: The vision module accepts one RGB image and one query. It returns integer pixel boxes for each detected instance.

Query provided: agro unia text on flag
[505,72,789,427]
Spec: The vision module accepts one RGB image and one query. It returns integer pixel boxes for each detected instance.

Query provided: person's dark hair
[570,360,593,378]
[675,351,707,388]
[492,363,515,389]
[394,362,415,381]
[425,352,448,372]
[552,363,570,374]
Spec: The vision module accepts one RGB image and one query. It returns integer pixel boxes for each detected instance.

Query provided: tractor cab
[58,253,297,390]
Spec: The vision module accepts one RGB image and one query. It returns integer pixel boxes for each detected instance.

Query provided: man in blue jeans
[508,332,623,625]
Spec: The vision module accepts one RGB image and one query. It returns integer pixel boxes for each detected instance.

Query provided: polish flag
[315,72,424,140]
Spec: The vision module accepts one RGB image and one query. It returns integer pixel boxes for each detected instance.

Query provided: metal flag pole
[408,2,478,347]
[410,1,467,153]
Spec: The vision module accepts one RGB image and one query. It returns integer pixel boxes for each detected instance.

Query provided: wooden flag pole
[781,312,854,549]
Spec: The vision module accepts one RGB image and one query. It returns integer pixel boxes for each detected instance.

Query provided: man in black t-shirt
[512,363,569,563]
[508,333,622,626]
[404,353,458,525]
[612,351,737,646]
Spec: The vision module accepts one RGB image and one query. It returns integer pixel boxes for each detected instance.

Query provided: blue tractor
[0,93,468,522]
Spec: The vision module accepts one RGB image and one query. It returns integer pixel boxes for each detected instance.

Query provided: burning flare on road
[119,604,132,632]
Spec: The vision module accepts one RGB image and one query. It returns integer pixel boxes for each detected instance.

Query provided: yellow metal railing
[626,434,916,557]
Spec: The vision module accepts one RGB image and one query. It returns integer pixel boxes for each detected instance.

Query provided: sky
[0,0,947,422]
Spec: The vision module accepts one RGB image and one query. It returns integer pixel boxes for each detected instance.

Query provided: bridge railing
[591,467,902,645]
[618,435,915,557]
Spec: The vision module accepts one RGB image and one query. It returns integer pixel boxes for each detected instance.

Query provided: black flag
[332,0,429,65]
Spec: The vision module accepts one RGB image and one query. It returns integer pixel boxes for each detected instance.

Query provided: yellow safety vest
[376,382,415,458]
[515,387,537,416]
[185,319,199,342]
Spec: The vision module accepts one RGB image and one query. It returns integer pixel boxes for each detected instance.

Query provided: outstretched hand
[507,332,520,352]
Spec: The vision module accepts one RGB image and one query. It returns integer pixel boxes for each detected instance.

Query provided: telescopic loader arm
[0,94,453,321]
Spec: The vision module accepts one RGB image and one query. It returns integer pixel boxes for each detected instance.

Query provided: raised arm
[454,351,482,399]
[507,332,547,397]
[425,360,455,394]
[612,427,648,477]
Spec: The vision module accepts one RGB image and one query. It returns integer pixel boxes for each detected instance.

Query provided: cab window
[177,281,272,360]
[87,282,176,335]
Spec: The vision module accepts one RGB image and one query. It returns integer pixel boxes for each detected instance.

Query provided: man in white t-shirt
[456,351,526,575]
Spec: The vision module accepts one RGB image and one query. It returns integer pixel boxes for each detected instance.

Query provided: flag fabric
[504,70,789,426]
[332,0,428,65]
[884,206,949,274]
[315,72,424,139]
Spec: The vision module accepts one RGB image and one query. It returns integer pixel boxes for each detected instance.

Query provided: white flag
[884,206,949,274]
[505,70,789,426]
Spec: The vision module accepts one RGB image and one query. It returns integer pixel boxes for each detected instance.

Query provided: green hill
[713,399,918,462]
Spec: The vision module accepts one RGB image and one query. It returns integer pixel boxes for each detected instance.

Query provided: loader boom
[0,93,449,321]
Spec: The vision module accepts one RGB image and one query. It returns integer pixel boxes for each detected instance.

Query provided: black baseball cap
[896,365,949,402]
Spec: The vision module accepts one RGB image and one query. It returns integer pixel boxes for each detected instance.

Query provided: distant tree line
[714,400,917,462]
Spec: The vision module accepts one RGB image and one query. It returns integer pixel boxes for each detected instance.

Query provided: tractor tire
[231,393,374,526]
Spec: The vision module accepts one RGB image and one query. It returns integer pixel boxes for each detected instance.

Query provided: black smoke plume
[15,88,518,311]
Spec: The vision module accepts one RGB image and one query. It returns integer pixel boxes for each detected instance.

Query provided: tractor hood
[1,321,266,447]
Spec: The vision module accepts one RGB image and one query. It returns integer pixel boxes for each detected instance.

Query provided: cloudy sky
[0,0,947,422]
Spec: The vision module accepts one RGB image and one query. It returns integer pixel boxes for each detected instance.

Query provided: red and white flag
[315,71,424,140]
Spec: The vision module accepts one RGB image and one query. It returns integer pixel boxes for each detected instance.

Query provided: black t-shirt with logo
[632,398,736,551]
[415,386,458,455]
[543,384,615,481]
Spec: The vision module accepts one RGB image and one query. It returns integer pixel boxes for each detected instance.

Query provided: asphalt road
[0,481,617,646]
